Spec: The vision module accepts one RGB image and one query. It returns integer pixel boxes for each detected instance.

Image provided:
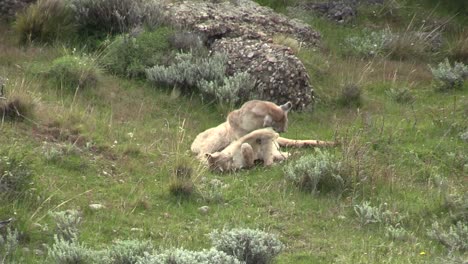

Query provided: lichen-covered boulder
[212,38,313,110]
[163,0,320,110]
[0,0,35,18]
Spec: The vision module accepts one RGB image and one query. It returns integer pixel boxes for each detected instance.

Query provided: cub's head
[205,152,232,172]
[263,101,292,133]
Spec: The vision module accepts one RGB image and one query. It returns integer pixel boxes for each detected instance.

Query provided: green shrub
[345,29,392,57]
[146,52,254,105]
[0,228,19,261]
[70,0,164,36]
[100,28,173,78]
[107,240,153,264]
[428,221,468,253]
[339,83,362,107]
[168,31,206,53]
[0,97,35,121]
[50,210,82,242]
[136,248,241,264]
[385,225,413,241]
[386,86,414,104]
[430,58,468,91]
[198,178,226,203]
[209,228,284,264]
[47,235,99,264]
[284,149,346,195]
[0,154,32,199]
[47,54,100,91]
[14,0,76,44]
[354,201,406,227]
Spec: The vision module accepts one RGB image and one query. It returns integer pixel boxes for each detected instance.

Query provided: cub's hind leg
[241,143,255,168]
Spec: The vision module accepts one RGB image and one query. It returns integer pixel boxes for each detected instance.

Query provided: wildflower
[420,251,426,256]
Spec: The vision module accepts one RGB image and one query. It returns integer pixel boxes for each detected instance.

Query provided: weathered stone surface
[0,0,35,18]
[212,38,313,109]
[163,0,320,110]
[164,0,320,45]
[301,1,358,23]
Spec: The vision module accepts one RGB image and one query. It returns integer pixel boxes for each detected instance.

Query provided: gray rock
[198,206,210,214]
[163,0,319,110]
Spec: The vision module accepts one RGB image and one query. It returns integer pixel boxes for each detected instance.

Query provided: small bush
[198,178,227,203]
[385,225,412,241]
[354,201,406,227]
[136,248,241,264]
[47,54,100,91]
[386,86,414,104]
[428,221,468,253]
[50,210,82,242]
[146,52,226,90]
[47,235,99,264]
[146,52,254,104]
[168,31,206,53]
[0,228,19,261]
[209,228,284,264]
[444,193,468,222]
[169,161,195,198]
[107,240,153,264]
[284,149,346,195]
[14,0,76,44]
[345,29,393,57]
[198,71,255,105]
[0,154,32,199]
[100,28,173,78]
[70,0,164,35]
[430,58,468,91]
[448,29,468,63]
[339,83,361,107]
[0,97,35,121]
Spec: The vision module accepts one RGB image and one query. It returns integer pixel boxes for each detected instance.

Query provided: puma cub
[205,128,288,172]
[191,100,292,160]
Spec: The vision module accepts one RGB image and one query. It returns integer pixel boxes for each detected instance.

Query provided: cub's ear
[280,102,292,113]
[263,115,273,127]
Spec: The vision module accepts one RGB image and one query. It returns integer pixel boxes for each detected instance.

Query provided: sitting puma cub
[205,128,288,172]
[191,100,292,160]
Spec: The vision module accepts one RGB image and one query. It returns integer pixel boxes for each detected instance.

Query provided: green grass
[1,0,468,263]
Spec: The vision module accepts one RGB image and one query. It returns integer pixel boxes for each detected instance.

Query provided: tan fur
[206,128,279,172]
[191,100,335,170]
[191,100,292,160]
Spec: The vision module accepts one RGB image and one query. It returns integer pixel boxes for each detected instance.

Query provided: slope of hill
[0,0,467,263]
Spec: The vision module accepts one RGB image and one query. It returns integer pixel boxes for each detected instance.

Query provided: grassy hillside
[0,0,467,263]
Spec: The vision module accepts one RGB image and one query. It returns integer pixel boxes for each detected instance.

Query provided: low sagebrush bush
[47,235,100,264]
[386,86,414,104]
[0,96,34,121]
[430,58,468,91]
[70,0,164,35]
[428,221,468,253]
[14,0,76,44]
[345,29,392,57]
[136,248,241,264]
[0,154,32,199]
[354,201,406,227]
[169,161,195,198]
[339,83,362,107]
[168,31,206,53]
[284,149,346,195]
[50,210,82,242]
[100,28,173,78]
[107,240,153,264]
[385,225,412,241]
[47,54,100,91]
[146,52,254,105]
[0,228,19,262]
[209,228,284,264]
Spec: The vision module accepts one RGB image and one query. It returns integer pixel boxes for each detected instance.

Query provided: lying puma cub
[191,100,293,160]
[205,128,289,172]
